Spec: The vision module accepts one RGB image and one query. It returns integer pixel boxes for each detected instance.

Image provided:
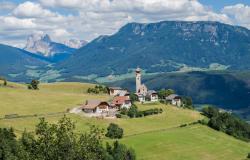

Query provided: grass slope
[121,125,250,160]
[0,82,249,160]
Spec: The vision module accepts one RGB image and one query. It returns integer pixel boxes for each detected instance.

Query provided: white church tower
[135,67,141,93]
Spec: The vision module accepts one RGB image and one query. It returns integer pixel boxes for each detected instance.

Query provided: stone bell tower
[135,67,141,93]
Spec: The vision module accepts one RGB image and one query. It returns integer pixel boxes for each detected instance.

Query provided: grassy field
[0,82,250,160]
[121,125,250,160]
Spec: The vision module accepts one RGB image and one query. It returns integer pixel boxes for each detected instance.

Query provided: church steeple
[135,67,141,93]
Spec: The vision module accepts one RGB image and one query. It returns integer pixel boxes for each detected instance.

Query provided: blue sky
[200,0,250,10]
[0,0,250,47]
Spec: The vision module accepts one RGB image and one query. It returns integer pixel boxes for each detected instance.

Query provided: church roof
[136,67,141,72]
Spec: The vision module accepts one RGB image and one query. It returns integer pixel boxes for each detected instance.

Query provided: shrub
[28,80,39,90]
[182,96,193,108]
[66,108,70,112]
[120,108,128,115]
[198,119,208,125]
[3,79,7,86]
[106,141,136,160]
[87,85,108,94]
[158,89,175,99]
[159,108,163,113]
[202,106,219,118]
[159,99,166,104]
[115,114,122,118]
[127,105,138,118]
[0,77,7,86]
[247,153,250,159]
[105,123,123,139]
[129,94,138,102]
[121,104,163,118]
[180,124,187,127]
[136,111,144,117]
[27,84,32,90]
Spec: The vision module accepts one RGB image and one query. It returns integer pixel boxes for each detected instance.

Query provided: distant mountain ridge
[0,44,49,82]
[23,33,80,62]
[58,21,250,79]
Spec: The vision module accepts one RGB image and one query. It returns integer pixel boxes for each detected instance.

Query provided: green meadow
[0,82,249,160]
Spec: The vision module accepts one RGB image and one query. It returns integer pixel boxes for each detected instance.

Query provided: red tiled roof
[112,96,130,105]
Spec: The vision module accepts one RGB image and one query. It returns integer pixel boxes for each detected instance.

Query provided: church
[135,67,148,96]
[135,67,158,102]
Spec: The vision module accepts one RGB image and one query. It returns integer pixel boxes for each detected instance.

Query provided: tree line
[0,116,136,160]
[117,105,163,118]
[87,85,108,94]
[201,106,250,142]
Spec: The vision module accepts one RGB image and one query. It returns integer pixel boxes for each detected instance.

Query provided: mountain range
[2,20,250,82]
[0,44,49,82]
[58,21,250,79]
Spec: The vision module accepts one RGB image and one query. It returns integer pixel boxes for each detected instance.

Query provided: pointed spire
[136,67,141,73]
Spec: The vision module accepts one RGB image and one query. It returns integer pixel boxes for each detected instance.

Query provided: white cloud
[222,4,250,28]
[52,28,71,39]
[13,1,56,18]
[40,0,232,40]
[0,16,37,29]
[1,0,250,47]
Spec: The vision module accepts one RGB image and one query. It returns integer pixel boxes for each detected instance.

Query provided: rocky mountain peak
[23,33,78,58]
[24,33,52,56]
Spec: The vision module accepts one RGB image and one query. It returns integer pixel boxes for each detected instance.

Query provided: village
[74,67,183,118]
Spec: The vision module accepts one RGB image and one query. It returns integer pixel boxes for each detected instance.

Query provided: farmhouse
[166,94,182,107]
[146,90,158,102]
[111,96,132,109]
[81,100,109,113]
[108,87,128,96]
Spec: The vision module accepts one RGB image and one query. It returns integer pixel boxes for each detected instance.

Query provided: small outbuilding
[108,87,128,96]
[166,94,182,107]
[146,90,158,102]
